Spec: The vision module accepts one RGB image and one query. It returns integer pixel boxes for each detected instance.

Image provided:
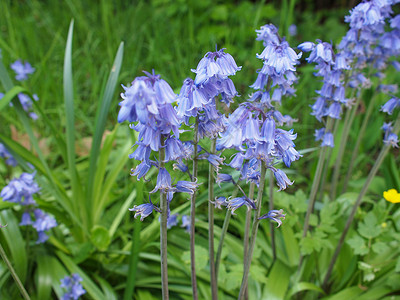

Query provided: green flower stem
[238,163,267,300]
[342,94,377,193]
[317,118,339,201]
[123,180,144,300]
[330,97,361,200]
[322,117,400,290]
[208,138,217,300]
[302,118,333,238]
[243,183,255,300]
[0,241,31,300]
[269,174,276,262]
[298,118,333,271]
[190,117,199,300]
[159,136,169,300]
[215,187,239,280]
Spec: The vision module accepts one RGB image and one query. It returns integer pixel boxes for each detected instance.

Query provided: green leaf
[0,86,26,112]
[63,19,84,224]
[87,42,124,215]
[0,210,27,282]
[396,256,400,272]
[181,245,208,272]
[321,286,363,300]
[90,225,111,251]
[224,264,243,290]
[371,241,389,254]
[347,235,369,255]
[287,282,325,298]
[358,212,381,239]
[262,260,292,300]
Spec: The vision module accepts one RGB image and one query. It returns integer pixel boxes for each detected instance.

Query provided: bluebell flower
[20,211,32,226]
[60,273,86,300]
[255,24,280,46]
[191,47,242,86]
[32,209,57,243]
[173,160,189,173]
[321,132,334,148]
[130,161,151,180]
[175,180,199,194]
[181,215,191,233]
[0,143,18,166]
[129,202,156,221]
[381,97,399,115]
[164,137,185,162]
[273,169,294,191]
[10,60,35,81]
[257,40,301,75]
[216,173,233,187]
[258,209,286,227]
[288,24,298,36]
[384,132,399,148]
[1,172,40,205]
[210,197,227,209]
[159,213,179,229]
[226,197,256,215]
[150,168,176,193]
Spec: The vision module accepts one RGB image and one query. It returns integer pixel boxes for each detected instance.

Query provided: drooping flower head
[258,209,286,227]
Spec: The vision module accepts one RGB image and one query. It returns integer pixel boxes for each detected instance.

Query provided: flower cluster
[251,24,301,110]
[60,274,86,300]
[0,59,39,120]
[10,60,35,81]
[0,172,57,243]
[177,47,241,142]
[298,40,347,148]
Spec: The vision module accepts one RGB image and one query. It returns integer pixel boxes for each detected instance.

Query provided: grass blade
[63,19,84,225]
[87,42,124,225]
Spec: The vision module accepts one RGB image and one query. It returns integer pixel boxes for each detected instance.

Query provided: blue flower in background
[60,273,86,300]
[181,215,191,233]
[0,143,18,166]
[259,209,286,227]
[32,209,57,243]
[10,60,35,81]
[1,172,40,205]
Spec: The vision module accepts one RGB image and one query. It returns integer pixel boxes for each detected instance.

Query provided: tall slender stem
[269,174,276,262]
[159,137,169,300]
[330,97,360,200]
[208,139,217,300]
[342,94,376,193]
[298,118,333,271]
[322,127,398,290]
[317,119,338,201]
[215,187,239,280]
[243,183,255,300]
[190,117,199,300]
[302,118,333,239]
[238,163,267,300]
[0,239,31,300]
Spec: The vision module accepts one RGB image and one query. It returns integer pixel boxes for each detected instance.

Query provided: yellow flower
[383,189,400,203]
